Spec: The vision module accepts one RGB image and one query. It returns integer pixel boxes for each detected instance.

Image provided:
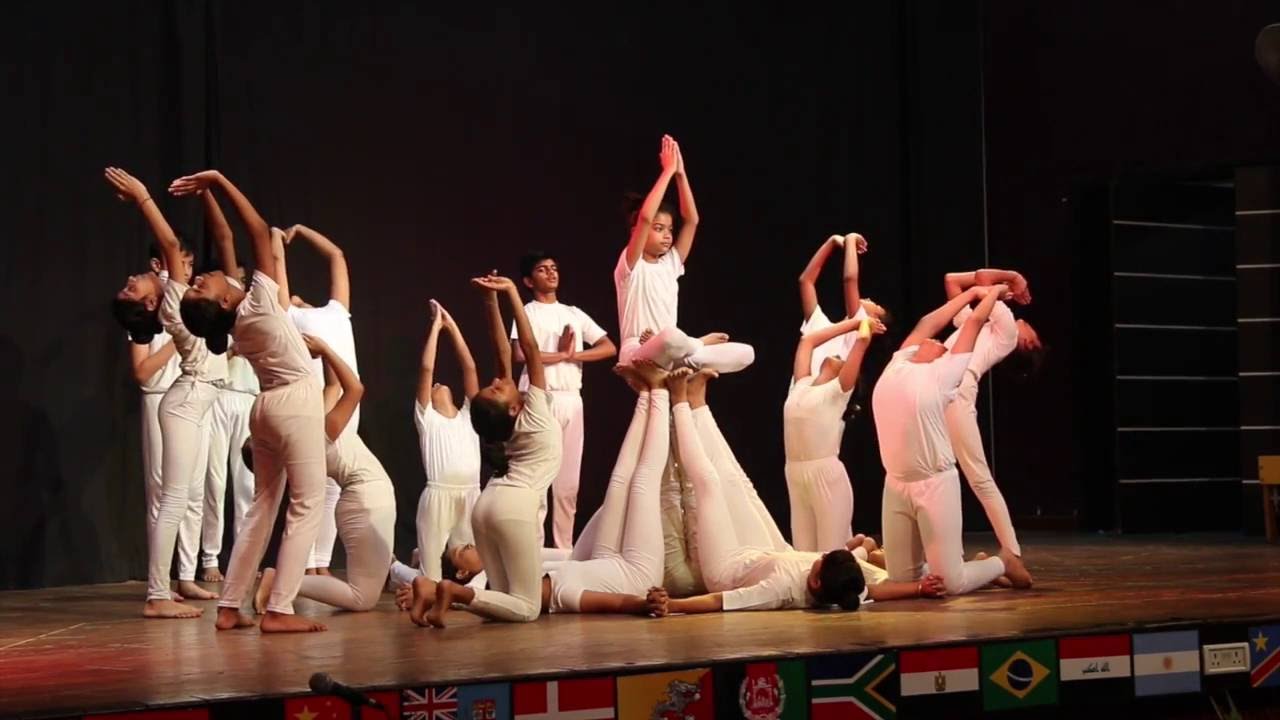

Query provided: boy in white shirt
[871,284,1033,597]
[614,135,753,373]
[510,251,616,549]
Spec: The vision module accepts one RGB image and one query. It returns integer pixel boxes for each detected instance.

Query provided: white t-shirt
[614,249,684,342]
[871,346,972,482]
[942,301,1020,382]
[289,300,359,434]
[413,399,482,490]
[325,433,392,490]
[159,278,227,384]
[783,376,853,461]
[509,301,608,392]
[224,350,260,395]
[137,330,182,395]
[720,550,886,611]
[231,271,314,391]
[798,303,869,378]
[486,386,562,494]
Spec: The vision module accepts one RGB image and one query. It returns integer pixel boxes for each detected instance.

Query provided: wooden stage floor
[2,533,1279,719]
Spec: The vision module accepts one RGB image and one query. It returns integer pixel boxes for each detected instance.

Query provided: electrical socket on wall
[1202,643,1250,675]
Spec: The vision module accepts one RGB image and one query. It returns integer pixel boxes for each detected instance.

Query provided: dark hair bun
[205,334,229,355]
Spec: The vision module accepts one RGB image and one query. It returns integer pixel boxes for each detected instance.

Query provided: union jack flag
[402,686,459,720]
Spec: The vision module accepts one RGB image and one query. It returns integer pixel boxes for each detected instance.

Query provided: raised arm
[105,168,184,280]
[416,301,444,409]
[287,225,350,310]
[169,171,273,282]
[129,341,175,386]
[671,141,699,264]
[269,228,291,307]
[441,307,480,399]
[798,235,842,319]
[303,334,363,442]
[945,268,1029,304]
[842,233,867,318]
[836,322,882,393]
[624,135,679,269]
[473,277,514,381]
[951,285,1007,355]
[793,315,883,382]
[503,284,545,390]
[200,189,238,276]
[901,287,983,350]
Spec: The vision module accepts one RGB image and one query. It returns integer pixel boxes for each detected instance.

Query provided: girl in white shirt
[614,135,754,373]
[413,300,482,582]
[105,168,223,618]
[252,336,396,612]
[170,169,329,633]
[784,312,885,552]
[417,274,561,625]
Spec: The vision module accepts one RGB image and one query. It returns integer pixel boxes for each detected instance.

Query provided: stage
[3,533,1280,719]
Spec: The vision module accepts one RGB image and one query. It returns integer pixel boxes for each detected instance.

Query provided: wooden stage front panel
[1,533,1279,718]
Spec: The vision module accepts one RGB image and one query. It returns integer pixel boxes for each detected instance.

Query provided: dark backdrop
[2,1,1277,590]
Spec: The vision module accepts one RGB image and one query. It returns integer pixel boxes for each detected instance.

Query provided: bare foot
[974,552,1013,588]
[425,580,466,628]
[868,548,887,569]
[698,332,729,345]
[143,599,203,619]
[170,591,185,602]
[686,368,719,407]
[201,567,224,583]
[177,580,219,600]
[215,607,257,630]
[260,611,327,633]
[613,364,647,395]
[410,576,437,627]
[665,367,693,403]
[254,568,276,615]
[633,359,669,389]
[315,568,332,577]
[395,583,414,611]
[997,549,1033,589]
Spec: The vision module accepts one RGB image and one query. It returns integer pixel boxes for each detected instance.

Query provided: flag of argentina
[1133,630,1201,697]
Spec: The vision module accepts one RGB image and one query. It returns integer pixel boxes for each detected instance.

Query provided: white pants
[146,378,216,601]
[785,457,853,552]
[619,328,755,374]
[218,380,327,615]
[202,389,255,568]
[416,483,480,581]
[881,468,1005,596]
[298,480,396,611]
[142,391,204,585]
[672,402,773,592]
[693,406,790,552]
[552,390,669,612]
[467,484,543,623]
[308,478,342,569]
[535,390,584,550]
[661,434,703,597]
[945,372,1022,556]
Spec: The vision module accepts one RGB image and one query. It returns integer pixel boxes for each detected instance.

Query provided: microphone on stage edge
[309,672,384,710]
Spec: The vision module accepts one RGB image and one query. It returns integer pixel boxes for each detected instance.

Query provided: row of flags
[85,624,1280,720]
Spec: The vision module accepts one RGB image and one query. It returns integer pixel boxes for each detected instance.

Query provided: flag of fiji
[1249,625,1280,689]
[807,652,898,720]
[1133,630,1201,697]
